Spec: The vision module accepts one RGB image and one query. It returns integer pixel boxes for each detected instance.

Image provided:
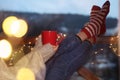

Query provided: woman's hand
[51,45,59,52]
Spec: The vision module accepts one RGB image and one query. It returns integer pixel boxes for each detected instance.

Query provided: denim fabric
[45,34,92,80]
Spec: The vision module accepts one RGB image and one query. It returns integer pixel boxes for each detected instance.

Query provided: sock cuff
[81,28,92,38]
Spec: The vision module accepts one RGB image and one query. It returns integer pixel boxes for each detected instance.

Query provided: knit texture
[0,37,56,80]
[81,1,110,38]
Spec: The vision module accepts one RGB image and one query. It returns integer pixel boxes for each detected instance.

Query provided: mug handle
[56,33,66,45]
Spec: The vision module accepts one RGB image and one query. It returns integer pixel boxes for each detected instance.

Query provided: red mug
[41,30,59,45]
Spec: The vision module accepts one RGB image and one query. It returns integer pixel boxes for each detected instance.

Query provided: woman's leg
[46,34,82,73]
[45,35,93,80]
[45,1,110,80]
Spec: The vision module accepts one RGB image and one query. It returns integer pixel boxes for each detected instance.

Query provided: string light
[7,42,33,66]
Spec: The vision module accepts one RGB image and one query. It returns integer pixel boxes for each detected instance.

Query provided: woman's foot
[77,1,110,42]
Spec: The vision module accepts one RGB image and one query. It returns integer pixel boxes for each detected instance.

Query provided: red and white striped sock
[99,0,110,35]
[81,1,110,39]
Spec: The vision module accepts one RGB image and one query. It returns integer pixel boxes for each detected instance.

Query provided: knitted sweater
[0,37,56,80]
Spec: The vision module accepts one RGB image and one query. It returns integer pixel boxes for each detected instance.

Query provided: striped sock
[81,1,110,38]
[99,0,110,35]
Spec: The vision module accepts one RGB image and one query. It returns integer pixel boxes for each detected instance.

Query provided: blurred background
[0,0,119,80]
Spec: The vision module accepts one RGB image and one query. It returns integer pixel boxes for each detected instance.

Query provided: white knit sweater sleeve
[34,36,56,62]
[33,43,56,62]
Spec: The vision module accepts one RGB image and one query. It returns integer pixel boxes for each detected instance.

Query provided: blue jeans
[45,34,93,80]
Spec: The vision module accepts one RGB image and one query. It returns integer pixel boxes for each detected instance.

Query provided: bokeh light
[16,68,35,80]
[2,16,18,37]
[0,39,12,58]
[13,19,28,38]
[2,16,28,38]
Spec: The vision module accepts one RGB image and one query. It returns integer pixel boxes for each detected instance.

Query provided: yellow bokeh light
[10,20,20,34]
[16,68,35,80]
[0,39,12,59]
[2,16,18,37]
[2,16,28,38]
[13,19,28,38]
